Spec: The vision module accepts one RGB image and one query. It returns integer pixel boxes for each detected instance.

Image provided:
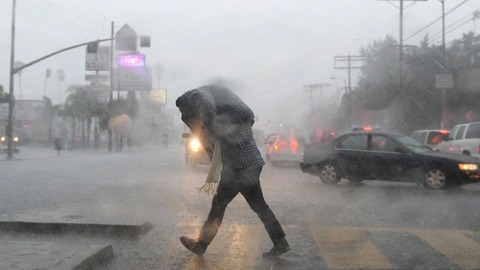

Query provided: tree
[64,84,95,148]
[356,35,401,111]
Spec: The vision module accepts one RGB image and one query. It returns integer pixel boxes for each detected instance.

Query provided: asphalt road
[1,145,480,269]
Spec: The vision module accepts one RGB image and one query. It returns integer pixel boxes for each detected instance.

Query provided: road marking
[178,223,480,269]
[412,229,480,270]
[310,227,393,270]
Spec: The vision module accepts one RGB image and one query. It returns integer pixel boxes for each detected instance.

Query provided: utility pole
[440,0,448,129]
[334,55,364,125]
[108,21,114,152]
[378,0,427,83]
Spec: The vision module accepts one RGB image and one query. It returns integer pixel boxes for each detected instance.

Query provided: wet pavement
[1,145,480,269]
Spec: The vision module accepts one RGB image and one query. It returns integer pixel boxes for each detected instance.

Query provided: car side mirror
[182,133,190,139]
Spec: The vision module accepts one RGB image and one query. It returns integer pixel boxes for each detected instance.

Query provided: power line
[21,0,102,37]
[429,10,479,42]
[404,0,470,42]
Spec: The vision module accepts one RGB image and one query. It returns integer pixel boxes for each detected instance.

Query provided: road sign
[85,46,110,71]
[148,89,167,105]
[114,68,152,92]
[85,74,109,81]
[435,74,454,89]
[115,24,137,51]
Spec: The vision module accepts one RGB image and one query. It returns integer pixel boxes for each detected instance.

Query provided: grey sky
[0,0,478,126]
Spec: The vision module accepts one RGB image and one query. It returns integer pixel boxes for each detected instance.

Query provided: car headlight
[458,163,478,171]
[0,136,5,142]
[189,138,202,152]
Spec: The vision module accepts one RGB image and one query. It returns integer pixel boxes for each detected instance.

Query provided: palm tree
[65,85,89,148]
[56,69,66,104]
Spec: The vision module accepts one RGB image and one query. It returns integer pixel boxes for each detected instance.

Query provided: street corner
[0,240,113,270]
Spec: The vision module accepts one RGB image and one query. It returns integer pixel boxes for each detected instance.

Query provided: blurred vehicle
[310,127,336,144]
[411,129,449,149]
[435,122,480,158]
[266,129,303,165]
[182,132,211,170]
[300,127,480,189]
[0,135,20,154]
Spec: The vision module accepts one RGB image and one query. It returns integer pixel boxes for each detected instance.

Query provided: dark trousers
[199,166,286,245]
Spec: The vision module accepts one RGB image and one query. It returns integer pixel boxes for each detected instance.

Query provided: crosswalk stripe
[310,227,393,270]
[412,229,480,270]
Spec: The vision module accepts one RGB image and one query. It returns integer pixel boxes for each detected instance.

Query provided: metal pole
[348,55,352,126]
[108,21,114,152]
[399,0,404,84]
[7,0,16,159]
[441,0,447,129]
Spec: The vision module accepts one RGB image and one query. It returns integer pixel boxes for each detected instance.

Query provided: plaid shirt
[219,123,265,169]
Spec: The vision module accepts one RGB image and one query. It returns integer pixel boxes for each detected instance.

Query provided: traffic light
[140,36,151,47]
[87,41,99,53]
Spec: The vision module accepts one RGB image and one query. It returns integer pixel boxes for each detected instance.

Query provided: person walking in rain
[175,84,290,258]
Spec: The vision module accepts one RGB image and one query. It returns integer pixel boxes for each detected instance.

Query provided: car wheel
[318,163,340,184]
[423,167,448,190]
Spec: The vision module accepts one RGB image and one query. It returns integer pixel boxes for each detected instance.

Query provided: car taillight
[290,137,299,154]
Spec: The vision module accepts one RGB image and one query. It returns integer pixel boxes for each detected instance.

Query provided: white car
[435,122,480,158]
[411,129,449,149]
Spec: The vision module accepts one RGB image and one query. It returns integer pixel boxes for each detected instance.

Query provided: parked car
[265,133,303,165]
[435,121,480,158]
[299,127,480,189]
[182,133,211,170]
[411,129,449,149]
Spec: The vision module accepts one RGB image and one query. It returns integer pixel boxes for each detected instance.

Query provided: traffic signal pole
[108,21,114,152]
[7,0,17,159]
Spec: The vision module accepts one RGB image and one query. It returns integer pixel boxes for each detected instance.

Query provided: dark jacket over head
[176,85,264,169]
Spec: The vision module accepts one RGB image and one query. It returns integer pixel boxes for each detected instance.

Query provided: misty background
[0,0,478,136]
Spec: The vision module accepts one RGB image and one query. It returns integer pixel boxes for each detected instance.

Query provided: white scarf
[197,141,222,195]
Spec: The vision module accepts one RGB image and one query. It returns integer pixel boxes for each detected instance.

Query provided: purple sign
[118,54,145,68]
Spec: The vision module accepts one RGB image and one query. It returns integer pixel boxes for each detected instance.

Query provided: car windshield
[1,1,479,269]
[393,134,434,153]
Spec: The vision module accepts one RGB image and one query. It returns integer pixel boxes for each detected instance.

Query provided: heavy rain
[0,1,480,269]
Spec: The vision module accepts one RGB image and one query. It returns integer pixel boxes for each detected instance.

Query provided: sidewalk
[0,208,152,270]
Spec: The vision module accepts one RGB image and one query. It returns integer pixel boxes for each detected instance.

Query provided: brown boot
[180,236,208,256]
[263,238,290,258]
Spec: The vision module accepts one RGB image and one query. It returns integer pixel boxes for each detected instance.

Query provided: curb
[0,221,153,238]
